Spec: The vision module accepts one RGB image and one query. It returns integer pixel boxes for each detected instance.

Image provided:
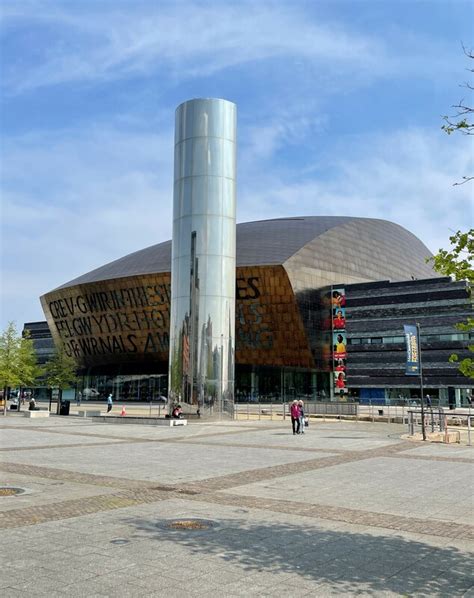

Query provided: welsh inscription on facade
[42,266,313,368]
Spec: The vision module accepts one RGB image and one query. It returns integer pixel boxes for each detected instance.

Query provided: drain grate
[160,519,215,531]
[0,487,25,497]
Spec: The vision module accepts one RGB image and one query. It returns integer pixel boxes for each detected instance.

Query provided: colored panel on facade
[331,287,348,398]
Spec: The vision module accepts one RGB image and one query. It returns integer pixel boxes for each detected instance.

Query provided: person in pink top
[290,400,300,435]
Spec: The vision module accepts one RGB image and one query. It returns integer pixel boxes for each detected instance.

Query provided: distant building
[343,277,472,406]
[23,321,56,365]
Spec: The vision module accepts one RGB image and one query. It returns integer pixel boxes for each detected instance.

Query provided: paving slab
[403,444,474,460]
[0,472,118,510]
[221,455,474,525]
[2,442,329,485]
[0,417,472,597]
[196,422,403,452]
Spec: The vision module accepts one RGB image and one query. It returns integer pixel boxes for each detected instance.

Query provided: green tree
[43,345,78,413]
[17,330,43,412]
[431,230,473,379]
[0,322,41,415]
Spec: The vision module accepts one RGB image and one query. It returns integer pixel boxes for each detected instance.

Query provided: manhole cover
[159,519,216,531]
[0,487,25,496]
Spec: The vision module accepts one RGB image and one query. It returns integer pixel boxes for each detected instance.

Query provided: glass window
[383,336,404,344]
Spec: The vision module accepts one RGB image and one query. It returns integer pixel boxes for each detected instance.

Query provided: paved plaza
[0,415,473,597]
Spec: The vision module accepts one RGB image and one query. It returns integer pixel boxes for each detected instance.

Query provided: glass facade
[77,366,329,404]
[169,99,237,417]
[80,373,168,403]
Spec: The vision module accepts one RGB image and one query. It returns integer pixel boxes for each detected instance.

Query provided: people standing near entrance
[298,400,305,434]
[107,393,113,413]
[425,394,432,409]
[290,400,300,435]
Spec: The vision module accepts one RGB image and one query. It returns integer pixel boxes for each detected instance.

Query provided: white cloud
[2,1,385,93]
[237,127,474,254]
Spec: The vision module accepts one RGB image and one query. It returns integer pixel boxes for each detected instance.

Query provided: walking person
[290,400,300,435]
[76,391,82,406]
[107,393,113,413]
[298,400,306,434]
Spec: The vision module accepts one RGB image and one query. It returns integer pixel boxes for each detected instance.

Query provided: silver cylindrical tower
[168,98,236,418]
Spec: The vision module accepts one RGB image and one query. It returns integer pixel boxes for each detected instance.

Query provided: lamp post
[417,322,426,441]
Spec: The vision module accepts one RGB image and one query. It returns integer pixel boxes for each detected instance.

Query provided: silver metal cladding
[169,98,237,418]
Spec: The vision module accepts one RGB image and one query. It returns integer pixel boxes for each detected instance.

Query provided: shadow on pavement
[124,516,473,595]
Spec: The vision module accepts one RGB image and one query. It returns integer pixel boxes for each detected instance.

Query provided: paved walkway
[0,415,473,596]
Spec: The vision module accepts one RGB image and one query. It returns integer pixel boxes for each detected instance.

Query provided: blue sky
[1,0,473,330]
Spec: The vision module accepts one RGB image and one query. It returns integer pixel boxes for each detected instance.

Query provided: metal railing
[407,407,473,445]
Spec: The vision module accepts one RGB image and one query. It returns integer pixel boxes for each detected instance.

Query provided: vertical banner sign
[332,287,348,397]
[404,325,420,375]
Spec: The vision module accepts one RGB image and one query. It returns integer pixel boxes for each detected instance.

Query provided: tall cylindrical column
[168,98,236,418]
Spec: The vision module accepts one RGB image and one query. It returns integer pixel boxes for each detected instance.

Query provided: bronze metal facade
[40,216,438,387]
[40,265,314,371]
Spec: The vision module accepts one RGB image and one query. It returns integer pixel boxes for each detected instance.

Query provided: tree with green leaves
[0,322,41,415]
[43,345,78,413]
[431,230,473,379]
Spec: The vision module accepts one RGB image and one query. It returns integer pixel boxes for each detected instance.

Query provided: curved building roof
[55,216,436,289]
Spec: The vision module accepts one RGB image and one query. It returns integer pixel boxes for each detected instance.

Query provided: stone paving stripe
[0,461,166,490]
[0,488,170,529]
[388,453,474,464]
[186,491,474,541]
[186,441,415,491]
[0,440,416,497]
[0,423,264,444]
[0,441,132,452]
[2,478,471,541]
[172,439,347,454]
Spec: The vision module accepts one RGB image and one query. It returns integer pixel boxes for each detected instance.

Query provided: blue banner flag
[404,325,420,376]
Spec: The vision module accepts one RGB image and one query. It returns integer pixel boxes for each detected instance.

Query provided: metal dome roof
[54,216,435,289]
